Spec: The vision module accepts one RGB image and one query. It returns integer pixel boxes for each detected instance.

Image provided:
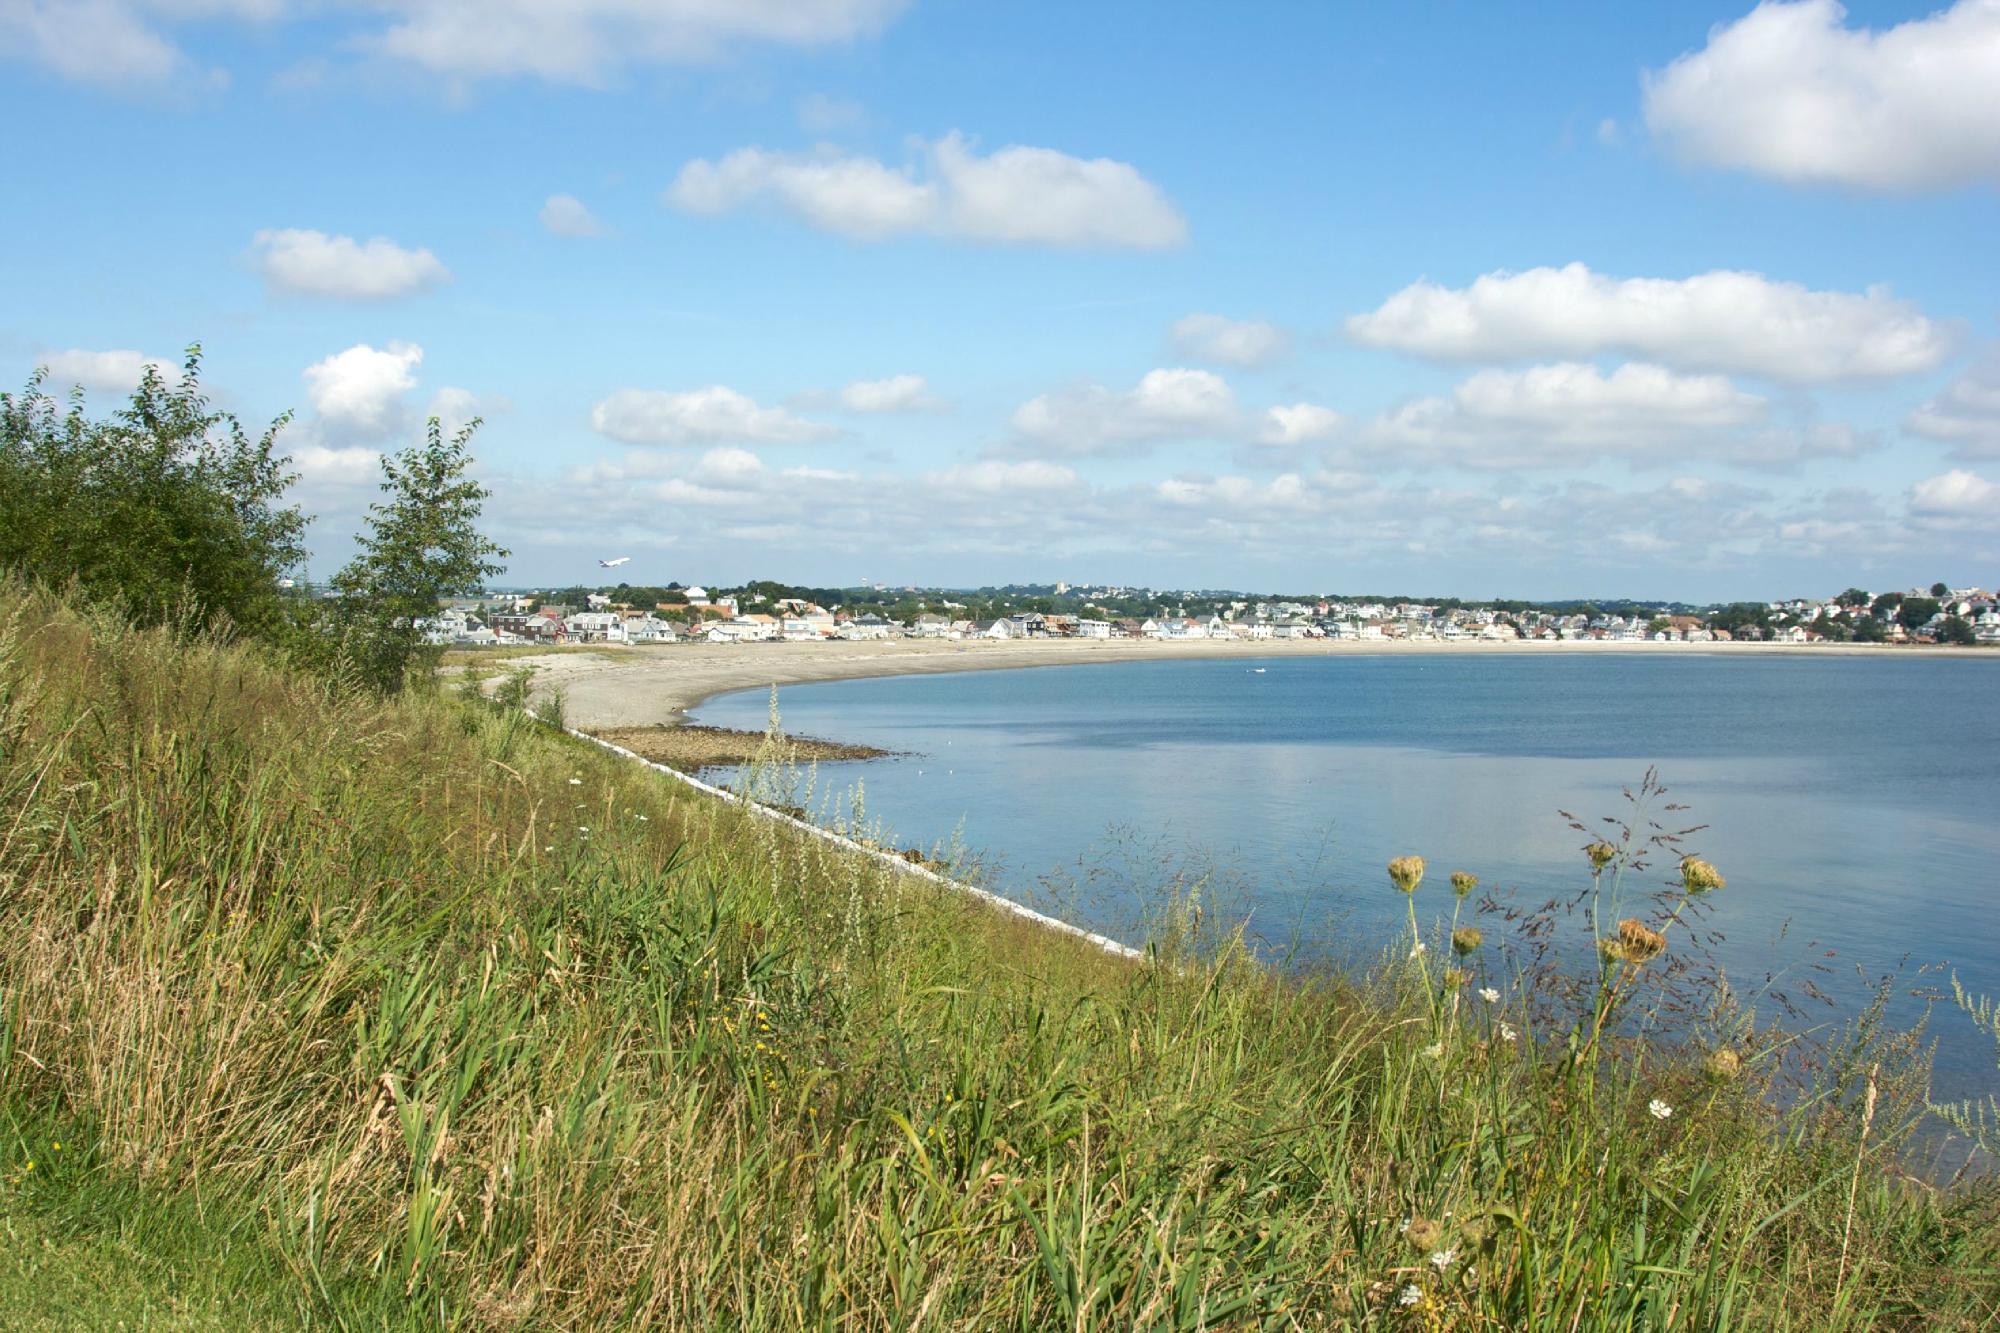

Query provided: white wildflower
[1478,987,1500,1003]
[1422,1042,1444,1059]
[1498,1022,1518,1043]
[1649,1099,1673,1120]
[1399,1284,1423,1307]
[1430,1247,1457,1270]
[568,777,582,785]
[1409,940,1426,958]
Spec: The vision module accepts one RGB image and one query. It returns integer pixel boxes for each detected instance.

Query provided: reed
[0,577,1994,1329]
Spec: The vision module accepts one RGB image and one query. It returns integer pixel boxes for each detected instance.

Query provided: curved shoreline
[467,635,1997,732]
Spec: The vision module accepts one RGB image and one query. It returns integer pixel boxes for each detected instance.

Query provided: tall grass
[0,578,1995,1328]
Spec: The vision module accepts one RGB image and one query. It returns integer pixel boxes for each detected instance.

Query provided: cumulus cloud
[1909,468,2000,520]
[0,0,188,88]
[252,228,450,300]
[539,193,604,237]
[1643,0,2000,192]
[1906,348,2000,459]
[666,132,1187,249]
[302,341,424,438]
[1167,314,1290,369]
[838,373,942,413]
[290,443,383,486]
[31,347,176,394]
[1010,368,1237,455]
[1349,362,1834,469]
[1259,403,1344,445]
[590,385,837,445]
[925,459,1079,495]
[1347,263,1951,383]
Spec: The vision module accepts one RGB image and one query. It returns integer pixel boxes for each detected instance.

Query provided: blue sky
[4,0,1997,599]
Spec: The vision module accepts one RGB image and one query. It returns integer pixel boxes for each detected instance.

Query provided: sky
[3,0,1998,600]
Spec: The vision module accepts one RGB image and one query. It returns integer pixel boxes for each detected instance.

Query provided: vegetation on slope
[0,581,1996,1328]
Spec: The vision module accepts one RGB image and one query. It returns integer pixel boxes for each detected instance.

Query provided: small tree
[329,416,508,693]
[0,346,304,636]
[1931,581,1950,598]
[1938,615,1977,646]
[1896,596,1941,632]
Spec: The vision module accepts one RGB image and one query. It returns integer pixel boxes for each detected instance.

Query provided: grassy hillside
[1,580,1995,1329]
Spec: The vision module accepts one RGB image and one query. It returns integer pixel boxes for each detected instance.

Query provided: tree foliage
[320,416,510,694]
[0,347,305,636]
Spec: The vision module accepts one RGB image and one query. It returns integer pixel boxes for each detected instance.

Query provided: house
[564,612,628,643]
[1774,624,1810,644]
[911,614,952,638]
[1076,618,1112,639]
[978,618,1022,640]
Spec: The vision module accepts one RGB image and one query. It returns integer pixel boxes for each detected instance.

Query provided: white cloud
[290,443,382,486]
[302,342,423,438]
[666,132,1187,249]
[1906,348,2000,458]
[1260,402,1344,445]
[590,385,837,445]
[1356,362,1790,468]
[367,0,909,85]
[1168,314,1289,369]
[838,373,940,413]
[539,193,604,237]
[252,228,450,300]
[1909,468,2000,518]
[1642,0,2000,192]
[32,347,176,394]
[1011,368,1237,455]
[5,1,908,90]
[925,459,1079,495]
[1346,262,1952,383]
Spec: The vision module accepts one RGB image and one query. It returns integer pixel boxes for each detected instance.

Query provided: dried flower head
[1388,855,1426,894]
[1404,1216,1446,1251]
[1605,917,1666,964]
[1680,857,1726,894]
[1443,966,1471,988]
[1451,926,1483,955]
[1702,1046,1743,1083]
[1586,840,1618,871]
[1450,870,1478,898]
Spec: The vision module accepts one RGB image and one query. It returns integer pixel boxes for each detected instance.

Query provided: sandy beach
[463,635,1992,731]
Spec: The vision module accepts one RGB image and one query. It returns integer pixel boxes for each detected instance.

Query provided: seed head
[1388,855,1426,894]
[1680,857,1725,894]
[1601,917,1666,964]
[1451,926,1483,955]
[1702,1046,1742,1083]
[1404,1216,1446,1251]
[1450,870,1478,898]
[1443,966,1471,988]
[1586,841,1618,871]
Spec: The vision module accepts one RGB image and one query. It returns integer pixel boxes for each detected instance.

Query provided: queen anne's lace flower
[1649,1099,1674,1120]
[1478,987,1500,1003]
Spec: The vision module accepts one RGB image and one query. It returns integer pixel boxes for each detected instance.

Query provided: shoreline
[459,635,1997,732]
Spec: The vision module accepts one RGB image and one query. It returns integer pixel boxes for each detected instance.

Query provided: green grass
[1,577,1996,1329]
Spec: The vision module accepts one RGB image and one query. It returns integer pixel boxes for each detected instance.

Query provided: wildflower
[1451,926,1483,955]
[1450,870,1478,898]
[579,826,589,834]
[1399,1284,1423,1307]
[1649,1099,1674,1120]
[635,813,649,822]
[1680,857,1725,894]
[50,1142,60,1152]
[1478,987,1500,1004]
[1703,1047,1743,1083]
[1498,1022,1518,1043]
[1388,855,1426,894]
[1421,1042,1444,1059]
[1409,940,1427,958]
[1430,1247,1458,1270]
[1602,917,1665,964]
[1586,840,1618,871]
[1443,967,1470,988]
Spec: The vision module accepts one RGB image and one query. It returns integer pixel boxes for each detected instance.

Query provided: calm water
[696,653,2000,1090]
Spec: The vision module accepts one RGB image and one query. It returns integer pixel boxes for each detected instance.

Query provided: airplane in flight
[597,556,631,568]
